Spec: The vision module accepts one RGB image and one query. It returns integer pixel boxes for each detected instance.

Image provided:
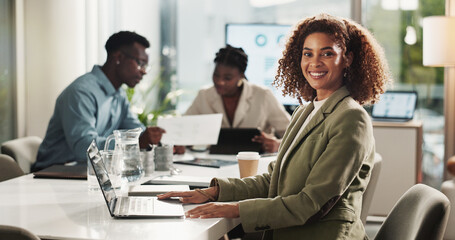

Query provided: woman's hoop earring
[237,79,245,87]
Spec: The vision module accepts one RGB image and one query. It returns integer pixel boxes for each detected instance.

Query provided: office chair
[0,154,24,182]
[1,136,42,173]
[442,156,455,240]
[374,184,450,240]
[0,225,40,240]
[441,178,455,239]
[361,153,383,225]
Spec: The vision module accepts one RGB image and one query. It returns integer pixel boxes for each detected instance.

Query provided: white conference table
[0,152,274,240]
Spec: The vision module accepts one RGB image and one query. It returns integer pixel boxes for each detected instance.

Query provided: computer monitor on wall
[225,23,299,113]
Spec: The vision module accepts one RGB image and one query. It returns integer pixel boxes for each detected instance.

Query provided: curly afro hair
[274,13,391,105]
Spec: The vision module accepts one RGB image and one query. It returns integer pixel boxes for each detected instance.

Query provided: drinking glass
[154,144,174,171]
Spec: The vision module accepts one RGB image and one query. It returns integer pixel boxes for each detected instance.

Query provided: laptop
[86,140,184,218]
[371,91,418,122]
[209,128,262,155]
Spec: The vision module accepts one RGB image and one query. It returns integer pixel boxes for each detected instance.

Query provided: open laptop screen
[87,141,116,214]
[371,91,418,121]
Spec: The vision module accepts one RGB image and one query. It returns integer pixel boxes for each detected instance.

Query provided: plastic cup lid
[236,151,260,160]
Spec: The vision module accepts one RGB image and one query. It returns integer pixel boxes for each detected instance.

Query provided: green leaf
[126,88,135,102]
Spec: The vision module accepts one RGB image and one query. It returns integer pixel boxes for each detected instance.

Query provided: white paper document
[157,114,222,145]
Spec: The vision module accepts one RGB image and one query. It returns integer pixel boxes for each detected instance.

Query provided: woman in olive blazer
[159,13,390,240]
[213,86,374,239]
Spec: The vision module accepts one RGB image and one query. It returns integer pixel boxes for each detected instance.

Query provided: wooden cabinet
[368,120,423,216]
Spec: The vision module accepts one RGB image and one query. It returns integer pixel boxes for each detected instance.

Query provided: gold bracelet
[195,189,216,202]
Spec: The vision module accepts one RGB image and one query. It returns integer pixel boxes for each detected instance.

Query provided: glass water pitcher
[104,128,144,183]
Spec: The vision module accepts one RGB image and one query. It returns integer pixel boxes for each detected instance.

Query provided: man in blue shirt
[32,31,164,172]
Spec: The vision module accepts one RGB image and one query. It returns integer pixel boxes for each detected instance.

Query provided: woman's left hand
[186,202,240,219]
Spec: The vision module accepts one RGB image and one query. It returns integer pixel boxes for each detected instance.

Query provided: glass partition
[364,0,445,188]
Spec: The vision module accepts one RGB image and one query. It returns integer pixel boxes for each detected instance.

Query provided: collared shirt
[33,65,144,171]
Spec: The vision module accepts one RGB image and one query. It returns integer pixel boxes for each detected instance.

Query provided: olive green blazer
[215,86,375,240]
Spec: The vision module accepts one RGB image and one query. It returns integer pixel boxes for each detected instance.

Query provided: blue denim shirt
[33,65,144,171]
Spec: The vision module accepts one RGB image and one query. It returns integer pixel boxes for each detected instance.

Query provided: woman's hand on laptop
[157,186,219,204]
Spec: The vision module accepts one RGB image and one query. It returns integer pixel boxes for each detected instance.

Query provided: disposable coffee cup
[237,151,260,178]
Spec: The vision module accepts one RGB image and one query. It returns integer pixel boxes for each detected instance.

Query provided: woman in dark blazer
[159,13,390,240]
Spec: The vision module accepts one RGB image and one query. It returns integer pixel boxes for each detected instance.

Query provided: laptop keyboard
[118,197,154,215]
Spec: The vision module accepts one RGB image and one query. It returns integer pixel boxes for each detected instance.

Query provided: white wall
[22,0,87,137]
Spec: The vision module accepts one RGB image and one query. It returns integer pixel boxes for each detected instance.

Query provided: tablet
[209,128,262,155]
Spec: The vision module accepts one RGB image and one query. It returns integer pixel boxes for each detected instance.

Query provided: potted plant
[125,73,183,126]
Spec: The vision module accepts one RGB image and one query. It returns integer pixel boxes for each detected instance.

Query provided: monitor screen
[371,91,418,120]
[225,23,298,106]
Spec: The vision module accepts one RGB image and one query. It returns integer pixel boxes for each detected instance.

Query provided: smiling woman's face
[300,32,352,100]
